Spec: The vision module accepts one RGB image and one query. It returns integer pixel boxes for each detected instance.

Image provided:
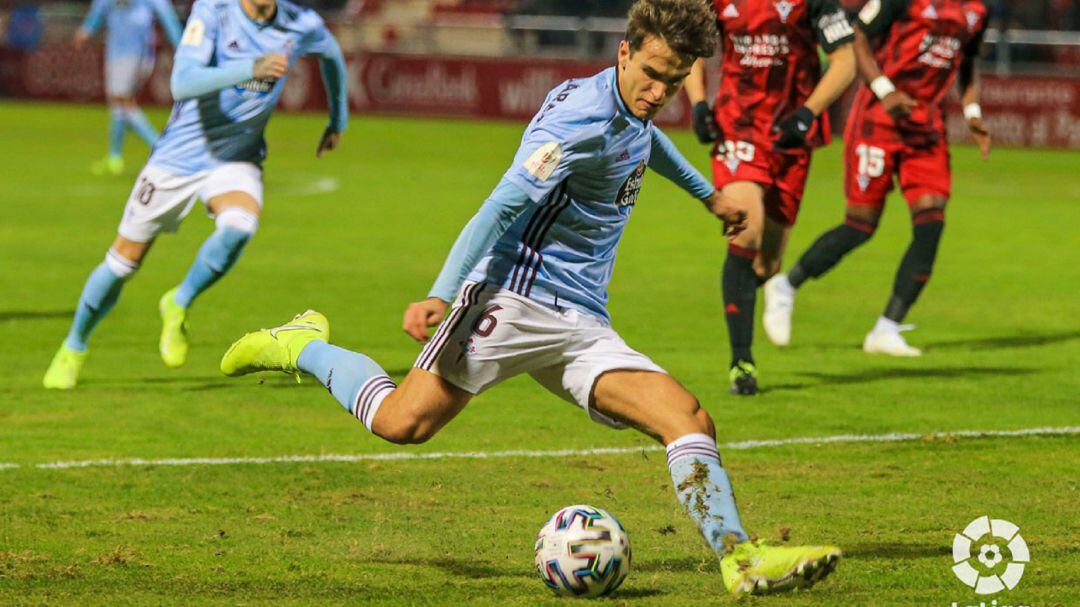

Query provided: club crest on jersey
[722,3,740,19]
[724,155,741,174]
[857,174,871,192]
[966,10,981,32]
[922,4,938,20]
[615,160,646,209]
[774,0,795,23]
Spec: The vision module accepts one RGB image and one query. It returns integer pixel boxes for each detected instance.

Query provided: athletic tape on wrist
[870,76,896,100]
[963,103,983,121]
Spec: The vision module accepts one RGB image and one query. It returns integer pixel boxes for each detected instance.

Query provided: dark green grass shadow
[922,330,1080,352]
[0,309,74,322]
[843,541,952,560]
[760,366,1038,394]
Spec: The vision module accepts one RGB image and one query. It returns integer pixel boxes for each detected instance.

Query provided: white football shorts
[415,282,667,429]
[117,162,263,243]
[105,54,155,98]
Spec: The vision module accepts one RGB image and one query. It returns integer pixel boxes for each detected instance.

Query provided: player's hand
[968,117,991,159]
[73,30,90,50]
[773,106,816,150]
[706,190,748,238]
[403,297,450,343]
[692,101,723,144]
[882,90,918,119]
[253,53,288,80]
[316,127,341,158]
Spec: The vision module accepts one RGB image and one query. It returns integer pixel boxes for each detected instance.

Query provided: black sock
[788,215,876,288]
[884,209,945,322]
[723,245,758,365]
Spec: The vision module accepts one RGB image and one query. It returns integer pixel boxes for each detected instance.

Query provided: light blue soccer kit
[61,0,347,354]
[79,0,182,152]
[297,67,749,549]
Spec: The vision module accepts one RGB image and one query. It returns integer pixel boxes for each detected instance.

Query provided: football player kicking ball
[43,0,349,389]
[764,0,990,355]
[685,0,857,395]
[222,0,841,597]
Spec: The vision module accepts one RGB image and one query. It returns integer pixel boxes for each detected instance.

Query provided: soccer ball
[534,505,631,597]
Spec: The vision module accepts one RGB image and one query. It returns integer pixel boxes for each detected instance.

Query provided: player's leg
[865,142,951,356]
[161,166,262,367]
[43,236,152,389]
[590,370,840,596]
[121,98,160,146]
[719,181,765,395]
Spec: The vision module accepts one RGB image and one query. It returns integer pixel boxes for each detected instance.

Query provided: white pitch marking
[1,426,1077,472]
[280,176,340,197]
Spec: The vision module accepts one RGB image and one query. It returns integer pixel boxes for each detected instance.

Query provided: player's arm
[74,0,109,48]
[405,113,598,341]
[958,23,991,158]
[774,0,856,148]
[151,0,184,48]
[648,128,747,236]
[301,19,349,157]
[853,0,917,118]
[170,1,286,100]
[686,58,722,144]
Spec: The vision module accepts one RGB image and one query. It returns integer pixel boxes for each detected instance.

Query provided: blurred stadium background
[1,0,1077,147]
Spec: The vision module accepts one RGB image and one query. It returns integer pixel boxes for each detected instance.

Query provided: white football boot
[762,274,796,347]
[863,317,922,357]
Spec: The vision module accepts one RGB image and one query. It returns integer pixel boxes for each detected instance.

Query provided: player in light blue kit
[74,0,183,175]
[44,0,349,389]
[221,0,842,597]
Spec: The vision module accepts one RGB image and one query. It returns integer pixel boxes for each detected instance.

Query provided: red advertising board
[1,46,1075,148]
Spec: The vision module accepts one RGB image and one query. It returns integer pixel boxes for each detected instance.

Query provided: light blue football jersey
[466,67,709,321]
[80,0,181,61]
[149,0,337,174]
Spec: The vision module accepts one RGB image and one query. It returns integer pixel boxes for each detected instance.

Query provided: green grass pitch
[1,101,1078,606]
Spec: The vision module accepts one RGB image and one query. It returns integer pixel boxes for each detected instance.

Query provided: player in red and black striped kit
[685,0,857,394]
[764,0,990,356]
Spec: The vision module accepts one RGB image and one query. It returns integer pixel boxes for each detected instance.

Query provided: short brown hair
[626,0,718,60]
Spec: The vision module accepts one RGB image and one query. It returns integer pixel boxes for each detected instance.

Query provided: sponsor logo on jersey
[917,34,962,69]
[523,142,563,182]
[730,34,791,68]
[774,1,795,23]
[614,160,646,209]
[722,3,740,18]
[228,39,240,51]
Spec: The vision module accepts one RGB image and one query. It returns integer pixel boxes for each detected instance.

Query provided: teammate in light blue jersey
[221,0,842,597]
[75,0,183,175]
[45,0,348,389]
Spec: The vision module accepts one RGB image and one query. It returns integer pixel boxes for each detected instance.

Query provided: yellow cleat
[90,155,124,176]
[720,541,842,597]
[220,310,329,379]
[43,344,88,390]
[159,289,189,368]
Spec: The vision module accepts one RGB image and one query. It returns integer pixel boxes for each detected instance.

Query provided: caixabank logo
[952,516,1029,596]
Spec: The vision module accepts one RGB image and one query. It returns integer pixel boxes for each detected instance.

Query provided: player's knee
[754,256,783,280]
[691,405,716,440]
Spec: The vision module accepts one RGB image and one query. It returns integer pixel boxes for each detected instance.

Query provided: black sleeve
[958,19,987,89]
[854,0,910,38]
[809,0,856,53]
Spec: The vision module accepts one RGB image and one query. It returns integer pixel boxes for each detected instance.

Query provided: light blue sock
[108,106,125,157]
[174,227,252,308]
[124,107,158,145]
[297,341,396,431]
[667,433,749,552]
[65,252,138,352]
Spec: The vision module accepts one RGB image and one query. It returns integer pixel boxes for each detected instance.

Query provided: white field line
[1,426,1077,472]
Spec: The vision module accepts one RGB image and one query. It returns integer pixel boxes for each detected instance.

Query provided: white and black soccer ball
[534,505,631,598]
